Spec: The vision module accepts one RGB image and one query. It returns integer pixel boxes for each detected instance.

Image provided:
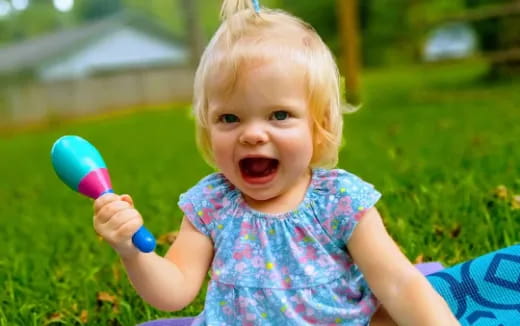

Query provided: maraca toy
[51,135,156,252]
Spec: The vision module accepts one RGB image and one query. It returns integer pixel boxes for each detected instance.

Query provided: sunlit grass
[0,62,518,324]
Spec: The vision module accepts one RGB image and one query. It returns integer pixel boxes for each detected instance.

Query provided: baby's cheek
[213,154,231,174]
[283,141,313,166]
[211,141,232,166]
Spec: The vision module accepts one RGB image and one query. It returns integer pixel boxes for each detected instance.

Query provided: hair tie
[252,0,260,13]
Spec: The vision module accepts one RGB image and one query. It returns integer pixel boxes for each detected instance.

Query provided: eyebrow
[267,103,303,111]
[208,99,306,116]
[208,105,233,116]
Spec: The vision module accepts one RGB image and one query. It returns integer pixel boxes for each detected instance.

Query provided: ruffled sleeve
[313,169,381,245]
[178,173,231,237]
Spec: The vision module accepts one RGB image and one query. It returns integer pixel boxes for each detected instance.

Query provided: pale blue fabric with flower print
[178,168,381,325]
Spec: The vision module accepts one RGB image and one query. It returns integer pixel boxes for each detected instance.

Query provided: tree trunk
[337,0,361,104]
[180,0,204,68]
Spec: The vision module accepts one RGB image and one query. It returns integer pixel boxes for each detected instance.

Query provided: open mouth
[239,157,279,184]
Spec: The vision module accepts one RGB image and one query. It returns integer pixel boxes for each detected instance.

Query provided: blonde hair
[193,0,344,168]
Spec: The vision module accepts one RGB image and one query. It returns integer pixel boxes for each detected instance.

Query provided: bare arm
[122,218,214,311]
[348,207,459,326]
[93,194,213,311]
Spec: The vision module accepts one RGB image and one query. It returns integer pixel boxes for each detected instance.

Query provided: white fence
[0,66,194,127]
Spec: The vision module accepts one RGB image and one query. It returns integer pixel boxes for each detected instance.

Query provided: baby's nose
[239,123,269,145]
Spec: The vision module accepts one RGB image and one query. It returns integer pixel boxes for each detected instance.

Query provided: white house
[0,11,188,81]
[0,12,194,126]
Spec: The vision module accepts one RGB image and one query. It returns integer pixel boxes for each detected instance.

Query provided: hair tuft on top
[221,0,258,21]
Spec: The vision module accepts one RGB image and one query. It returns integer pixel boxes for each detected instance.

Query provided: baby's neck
[242,169,312,215]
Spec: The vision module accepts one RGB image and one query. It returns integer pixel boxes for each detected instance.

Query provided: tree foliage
[0,1,62,45]
[0,0,515,67]
[75,0,122,22]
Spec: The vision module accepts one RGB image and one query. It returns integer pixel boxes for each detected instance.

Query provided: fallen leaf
[112,304,120,314]
[450,224,462,238]
[512,195,520,210]
[494,185,508,200]
[414,254,424,264]
[79,310,88,323]
[157,231,179,245]
[96,291,120,315]
[433,225,444,236]
[45,312,63,324]
[97,291,117,304]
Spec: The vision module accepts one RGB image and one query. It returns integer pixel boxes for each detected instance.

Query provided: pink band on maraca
[77,168,113,199]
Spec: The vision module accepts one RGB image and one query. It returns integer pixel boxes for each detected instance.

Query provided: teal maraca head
[51,135,113,199]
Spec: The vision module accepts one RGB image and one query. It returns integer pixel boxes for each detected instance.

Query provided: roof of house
[0,11,185,76]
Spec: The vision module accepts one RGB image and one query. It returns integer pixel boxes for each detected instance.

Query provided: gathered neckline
[228,168,321,219]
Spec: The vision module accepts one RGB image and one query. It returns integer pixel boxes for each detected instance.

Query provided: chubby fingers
[120,194,134,207]
[94,194,134,217]
[93,193,120,215]
[106,208,143,241]
[97,200,133,224]
[93,193,143,243]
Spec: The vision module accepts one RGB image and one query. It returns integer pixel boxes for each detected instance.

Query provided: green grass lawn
[0,62,518,325]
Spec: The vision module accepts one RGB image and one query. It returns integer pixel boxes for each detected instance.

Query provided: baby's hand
[93,193,143,258]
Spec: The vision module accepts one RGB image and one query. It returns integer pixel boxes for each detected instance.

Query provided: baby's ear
[120,194,134,207]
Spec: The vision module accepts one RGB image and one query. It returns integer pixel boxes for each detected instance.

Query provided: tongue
[249,159,271,174]
[242,158,276,177]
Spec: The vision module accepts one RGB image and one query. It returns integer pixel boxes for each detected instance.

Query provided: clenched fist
[93,193,143,258]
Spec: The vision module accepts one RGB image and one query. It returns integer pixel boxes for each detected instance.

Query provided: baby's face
[207,59,313,206]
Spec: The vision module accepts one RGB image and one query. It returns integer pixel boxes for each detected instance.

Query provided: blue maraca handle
[133,226,156,253]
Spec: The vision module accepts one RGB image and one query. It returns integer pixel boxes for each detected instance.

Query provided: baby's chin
[236,182,282,203]
[241,190,276,202]
[240,193,279,211]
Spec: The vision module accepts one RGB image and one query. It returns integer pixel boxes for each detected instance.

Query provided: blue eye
[219,114,239,123]
[272,111,289,121]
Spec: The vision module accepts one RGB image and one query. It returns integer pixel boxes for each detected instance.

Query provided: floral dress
[178,168,382,325]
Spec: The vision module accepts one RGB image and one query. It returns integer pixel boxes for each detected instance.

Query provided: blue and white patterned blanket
[427,244,520,326]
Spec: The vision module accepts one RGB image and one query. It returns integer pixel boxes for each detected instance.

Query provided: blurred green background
[0,0,519,325]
